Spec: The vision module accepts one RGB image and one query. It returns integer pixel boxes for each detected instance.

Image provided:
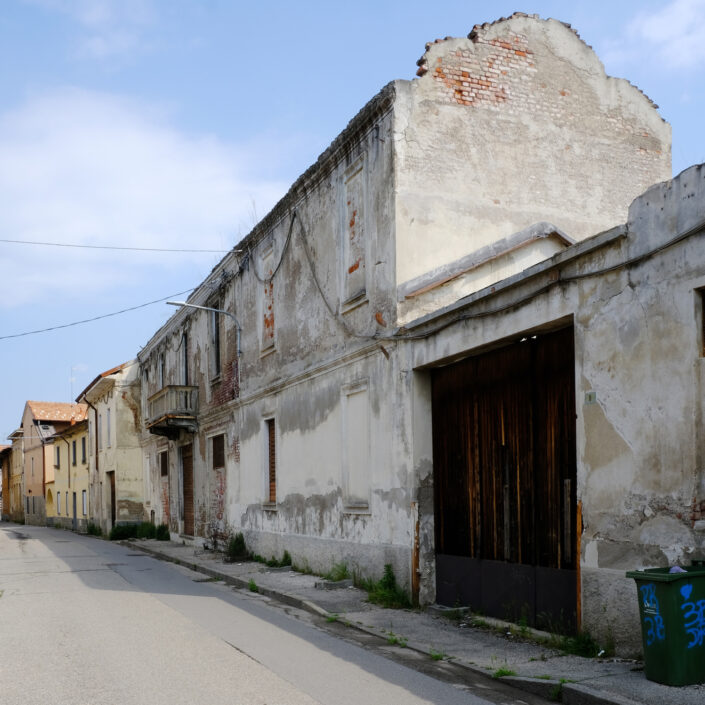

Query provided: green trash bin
[626,563,705,686]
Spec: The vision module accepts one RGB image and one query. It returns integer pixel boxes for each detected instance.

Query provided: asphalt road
[0,524,542,705]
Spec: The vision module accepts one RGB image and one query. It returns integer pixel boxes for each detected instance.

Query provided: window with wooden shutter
[159,450,168,477]
[212,434,225,470]
[266,419,276,503]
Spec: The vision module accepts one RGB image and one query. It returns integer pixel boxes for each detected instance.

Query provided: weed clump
[86,522,102,537]
[554,630,601,658]
[155,523,170,541]
[225,532,248,561]
[109,524,138,541]
[136,522,157,539]
[492,666,516,678]
[358,564,411,609]
[325,562,350,582]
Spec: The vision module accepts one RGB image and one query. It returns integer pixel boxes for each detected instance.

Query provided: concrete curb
[124,541,633,705]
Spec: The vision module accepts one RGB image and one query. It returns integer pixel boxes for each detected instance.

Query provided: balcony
[146,385,198,439]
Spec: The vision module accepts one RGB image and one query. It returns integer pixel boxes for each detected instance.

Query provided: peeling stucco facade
[79,361,144,534]
[135,14,684,651]
[406,163,705,650]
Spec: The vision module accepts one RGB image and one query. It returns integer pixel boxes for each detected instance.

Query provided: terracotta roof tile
[26,401,89,424]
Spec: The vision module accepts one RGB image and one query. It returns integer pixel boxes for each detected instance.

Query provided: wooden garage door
[432,326,577,632]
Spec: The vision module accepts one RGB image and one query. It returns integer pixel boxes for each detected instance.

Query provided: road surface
[0,523,545,705]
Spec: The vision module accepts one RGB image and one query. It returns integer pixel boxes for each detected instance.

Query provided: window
[55,445,60,468]
[159,450,168,477]
[341,160,367,305]
[106,408,111,448]
[57,492,61,515]
[259,249,275,352]
[26,496,29,514]
[82,490,87,515]
[98,414,102,451]
[342,384,370,508]
[31,456,34,477]
[181,333,189,385]
[266,419,276,504]
[159,353,166,389]
[81,437,86,464]
[32,496,35,513]
[212,434,225,470]
[699,288,705,356]
[210,300,222,377]
[65,492,69,516]
[72,440,77,466]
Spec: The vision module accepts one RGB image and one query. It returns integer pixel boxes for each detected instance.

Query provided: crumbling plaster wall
[229,105,417,583]
[89,363,144,532]
[407,164,705,651]
[394,14,671,322]
[137,95,419,581]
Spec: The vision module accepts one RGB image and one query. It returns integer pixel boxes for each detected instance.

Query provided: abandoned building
[77,361,144,535]
[133,13,700,652]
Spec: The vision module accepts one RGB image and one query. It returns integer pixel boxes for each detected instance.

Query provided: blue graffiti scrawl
[640,583,666,646]
[680,584,705,649]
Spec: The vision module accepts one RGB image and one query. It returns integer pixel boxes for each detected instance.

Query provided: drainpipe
[60,435,71,488]
[79,396,99,473]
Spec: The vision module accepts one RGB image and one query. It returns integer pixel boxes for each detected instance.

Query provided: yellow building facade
[46,419,90,531]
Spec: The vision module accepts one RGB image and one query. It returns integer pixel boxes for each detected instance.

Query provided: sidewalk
[126,539,705,705]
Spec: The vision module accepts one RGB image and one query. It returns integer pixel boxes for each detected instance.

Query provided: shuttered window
[266,419,276,503]
[212,434,225,470]
[159,450,168,477]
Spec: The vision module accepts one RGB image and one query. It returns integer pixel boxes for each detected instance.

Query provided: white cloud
[627,0,705,69]
[0,88,288,308]
[26,0,155,59]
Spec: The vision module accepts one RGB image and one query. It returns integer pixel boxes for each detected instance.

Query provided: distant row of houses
[1,362,142,533]
[2,15,704,653]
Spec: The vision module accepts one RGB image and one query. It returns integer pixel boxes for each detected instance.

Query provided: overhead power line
[0,288,195,341]
[0,238,230,253]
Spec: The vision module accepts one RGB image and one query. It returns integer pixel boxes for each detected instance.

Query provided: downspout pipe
[79,396,99,473]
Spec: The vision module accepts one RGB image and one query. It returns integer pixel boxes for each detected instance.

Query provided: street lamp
[166,301,242,387]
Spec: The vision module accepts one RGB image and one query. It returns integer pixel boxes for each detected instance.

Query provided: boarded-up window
[209,300,222,377]
[260,248,275,351]
[266,419,276,503]
[342,162,366,304]
[342,385,370,506]
[159,450,168,477]
[181,333,189,385]
[212,434,225,470]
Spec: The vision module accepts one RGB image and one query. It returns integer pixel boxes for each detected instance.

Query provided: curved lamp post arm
[167,301,242,357]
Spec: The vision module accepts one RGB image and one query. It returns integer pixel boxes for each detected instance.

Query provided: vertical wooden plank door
[181,444,194,536]
[432,326,577,632]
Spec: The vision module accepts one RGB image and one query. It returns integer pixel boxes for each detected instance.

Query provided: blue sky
[1,0,704,440]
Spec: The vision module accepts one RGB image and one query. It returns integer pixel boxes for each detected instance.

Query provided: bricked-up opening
[209,299,222,378]
[698,289,705,357]
[212,434,225,470]
[266,419,276,504]
[159,450,168,477]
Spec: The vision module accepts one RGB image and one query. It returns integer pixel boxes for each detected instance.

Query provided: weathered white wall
[134,16,697,649]
[406,163,705,652]
[394,15,671,321]
[86,362,144,533]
